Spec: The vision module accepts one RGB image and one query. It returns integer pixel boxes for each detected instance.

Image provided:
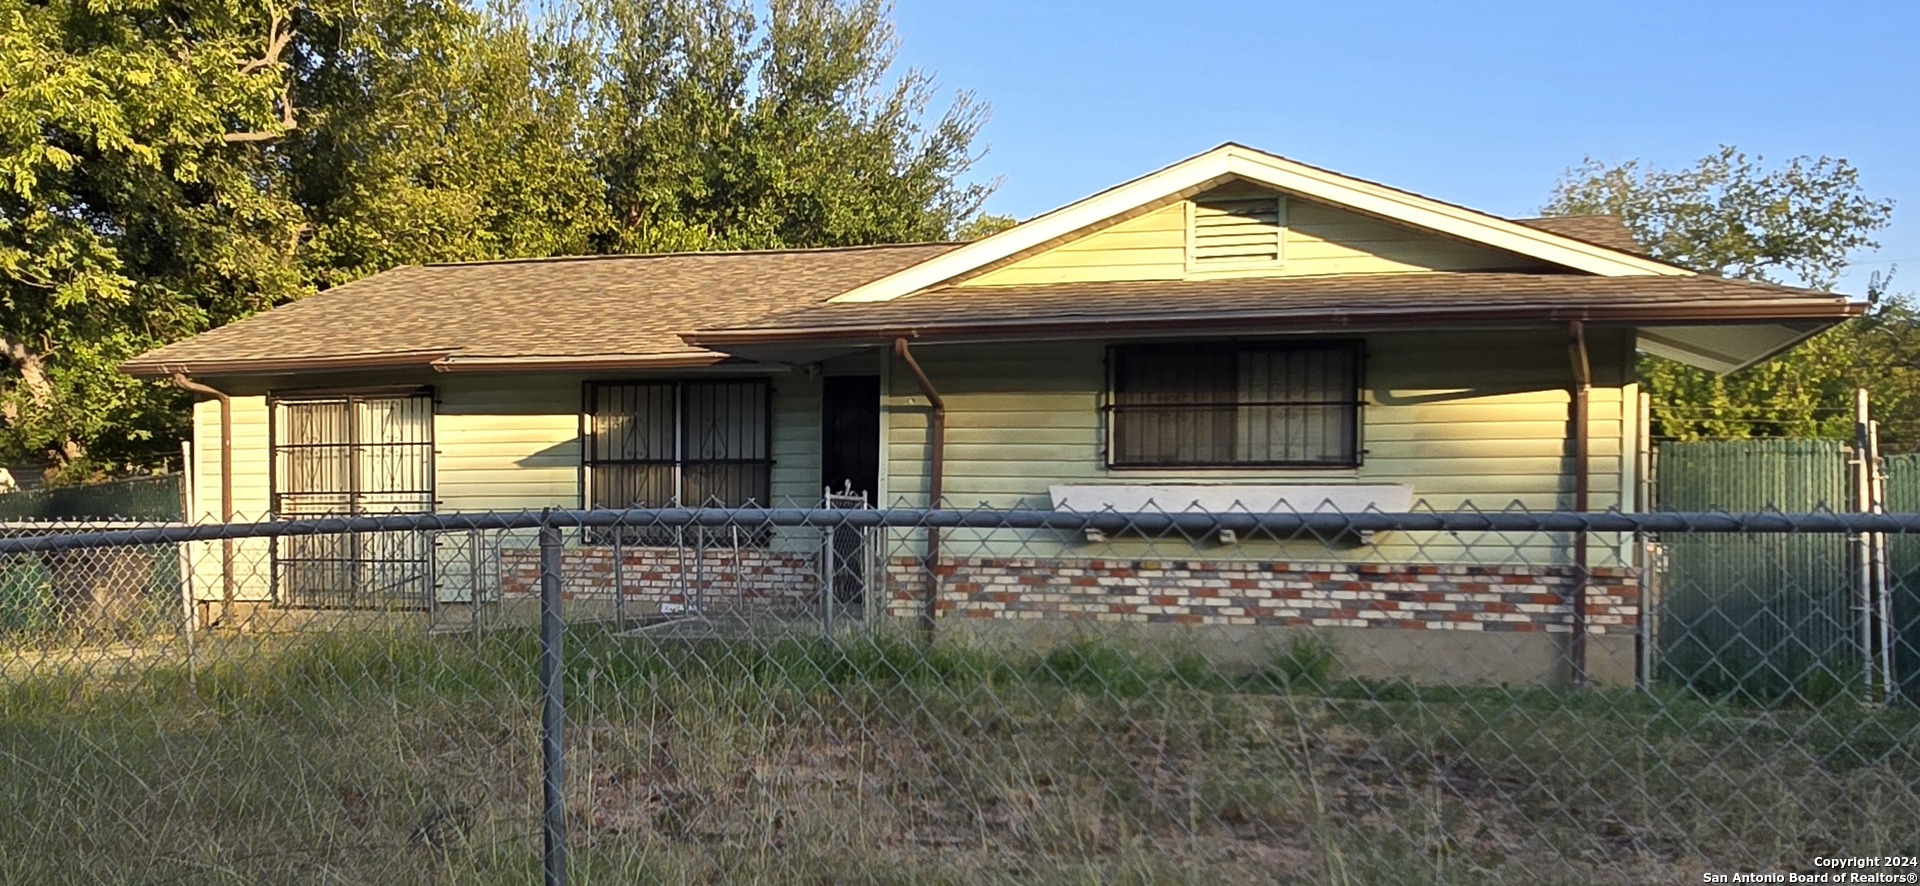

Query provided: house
[123,143,1860,684]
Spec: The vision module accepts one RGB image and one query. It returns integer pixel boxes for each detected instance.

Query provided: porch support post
[893,338,945,642]
[1567,321,1592,688]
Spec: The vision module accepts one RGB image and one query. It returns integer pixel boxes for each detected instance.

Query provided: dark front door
[821,376,881,502]
[822,376,880,608]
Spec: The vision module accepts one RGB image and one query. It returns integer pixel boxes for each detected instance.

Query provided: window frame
[579,377,776,512]
[1103,340,1366,471]
[265,386,438,610]
[267,385,440,518]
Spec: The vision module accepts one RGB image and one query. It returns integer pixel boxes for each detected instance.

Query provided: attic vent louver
[1189,195,1285,267]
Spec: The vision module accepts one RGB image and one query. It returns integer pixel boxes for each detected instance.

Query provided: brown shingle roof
[123,243,961,376]
[686,273,1857,345]
[121,210,1806,379]
[1514,215,1643,254]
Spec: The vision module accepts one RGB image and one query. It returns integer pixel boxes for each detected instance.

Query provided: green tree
[0,0,993,479]
[584,0,991,252]
[0,0,314,476]
[292,0,610,281]
[957,212,1017,240]
[1543,147,1905,445]
[0,0,571,477]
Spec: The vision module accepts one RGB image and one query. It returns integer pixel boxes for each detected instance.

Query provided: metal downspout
[893,339,945,642]
[1567,322,1592,688]
[171,373,236,626]
[1636,389,1653,690]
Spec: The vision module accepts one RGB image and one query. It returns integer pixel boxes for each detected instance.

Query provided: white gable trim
[831,144,1690,304]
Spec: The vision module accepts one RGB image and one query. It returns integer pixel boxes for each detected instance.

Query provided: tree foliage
[584,0,989,252]
[0,0,315,474]
[1544,148,1906,446]
[1548,147,1891,290]
[956,213,1017,240]
[0,0,992,480]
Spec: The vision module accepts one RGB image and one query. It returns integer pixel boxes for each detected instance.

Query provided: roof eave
[121,350,459,379]
[1727,324,1836,371]
[428,353,732,372]
[123,350,748,379]
[684,301,1866,348]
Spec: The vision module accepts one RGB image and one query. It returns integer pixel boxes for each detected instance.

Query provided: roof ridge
[1513,213,1622,221]
[419,241,964,268]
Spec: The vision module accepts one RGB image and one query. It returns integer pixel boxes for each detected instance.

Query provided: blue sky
[892,0,1918,293]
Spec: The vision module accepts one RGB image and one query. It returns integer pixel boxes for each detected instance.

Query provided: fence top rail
[0,520,195,530]
[0,507,1919,554]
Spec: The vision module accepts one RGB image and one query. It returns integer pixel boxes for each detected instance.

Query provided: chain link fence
[2,504,1917,883]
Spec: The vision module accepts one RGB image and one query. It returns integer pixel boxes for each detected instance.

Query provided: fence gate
[271,391,435,609]
[822,486,877,629]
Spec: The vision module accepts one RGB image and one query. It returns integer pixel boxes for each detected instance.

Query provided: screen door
[271,391,435,609]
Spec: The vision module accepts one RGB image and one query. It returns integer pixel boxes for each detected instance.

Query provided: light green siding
[771,352,884,504]
[958,184,1547,287]
[186,370,835,605]
[190,395,272,522]
[882,329,1633,563]
[189,395,274,601]
[435,377,581,512]
[182,329,1630,592]
[190,373,832,511]
[771,372,823,503]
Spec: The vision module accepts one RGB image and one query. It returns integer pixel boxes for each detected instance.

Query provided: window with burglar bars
[584,379,773,513]
[271,390,435,609]
[1108,342,1363,468]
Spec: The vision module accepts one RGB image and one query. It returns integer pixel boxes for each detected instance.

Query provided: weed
[1249,631,1341,690]
[1036,639,1153,697]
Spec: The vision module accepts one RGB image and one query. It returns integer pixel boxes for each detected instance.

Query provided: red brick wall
[500,548,1639,634]
[882,558,1639,634]
[499,547,818,604]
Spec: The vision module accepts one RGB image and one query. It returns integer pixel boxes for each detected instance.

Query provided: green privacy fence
[0,474,185,638]
[1884,455,1920,703]
[1653,439,1859,700]
[0,474,184,522]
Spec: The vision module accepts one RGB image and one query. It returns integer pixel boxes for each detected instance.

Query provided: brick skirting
[882,558,1639,634]
[500,548,1639,634]
[499,547,818,604]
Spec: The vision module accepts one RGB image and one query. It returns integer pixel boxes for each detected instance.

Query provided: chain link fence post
[538,514,568,886]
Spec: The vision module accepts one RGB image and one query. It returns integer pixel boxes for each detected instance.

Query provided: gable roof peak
[828,143,1692,304]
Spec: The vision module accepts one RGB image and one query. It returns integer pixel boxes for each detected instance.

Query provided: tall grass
[2,628,1916,883]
